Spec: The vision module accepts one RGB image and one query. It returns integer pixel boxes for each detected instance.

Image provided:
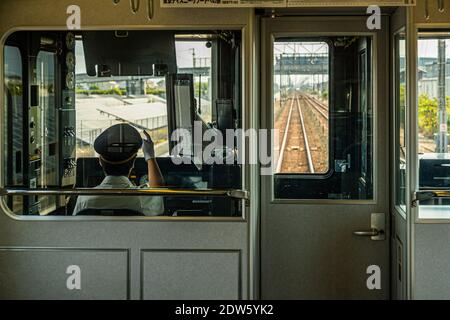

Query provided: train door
[261,16,390,299]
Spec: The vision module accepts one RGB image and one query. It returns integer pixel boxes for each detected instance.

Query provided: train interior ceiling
[2,0,450,300]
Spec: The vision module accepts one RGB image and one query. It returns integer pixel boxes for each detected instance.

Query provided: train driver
[73,123,165,216]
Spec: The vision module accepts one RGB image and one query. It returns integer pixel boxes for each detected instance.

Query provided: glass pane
[36,51,58,214]
[3,46,24,214]
[273,41,329,174]
[175,41,212,124]
[37,52,57,156]
[417,33,450,218]
[273,36,373,200]
[75,39,170,158]
[3,30,242,217]
[418,38,450,155]
[395,33,407,212]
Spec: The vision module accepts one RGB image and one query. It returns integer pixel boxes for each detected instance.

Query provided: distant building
[418,76,450,99]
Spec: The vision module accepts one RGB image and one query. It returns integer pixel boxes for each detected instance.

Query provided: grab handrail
[0,187,249,200]
[413,190,450,206]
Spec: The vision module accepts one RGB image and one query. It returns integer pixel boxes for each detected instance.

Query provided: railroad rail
[300,93,329,120]
[296,96,315,173]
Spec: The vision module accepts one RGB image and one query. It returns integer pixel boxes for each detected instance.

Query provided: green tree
[418,93,450,139]
[418,94,438,138]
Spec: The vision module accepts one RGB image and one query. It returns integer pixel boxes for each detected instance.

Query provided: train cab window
[417,33,450,211]
[2,30,243,217]
[272,36,373,200]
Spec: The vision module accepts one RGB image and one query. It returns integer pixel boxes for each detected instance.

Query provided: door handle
[353,213,385,241]
[353,228,383,237]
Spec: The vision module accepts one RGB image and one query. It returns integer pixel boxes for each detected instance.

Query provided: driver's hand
[142,131,155,161]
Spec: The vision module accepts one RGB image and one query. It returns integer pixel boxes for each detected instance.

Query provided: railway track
[276,93,330,174]
[276,95,315,174]
[300,93,329,120]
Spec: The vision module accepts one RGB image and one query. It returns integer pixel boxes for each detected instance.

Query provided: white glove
[142,131,155,161]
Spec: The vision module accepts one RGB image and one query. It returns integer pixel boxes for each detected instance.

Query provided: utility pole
[437,39,448,153]
[311,53,315,93]
[280,53,283,109]
[321,54,324,97]
[189,48,196,71]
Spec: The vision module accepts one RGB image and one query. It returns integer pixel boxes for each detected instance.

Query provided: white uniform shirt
[73,175,164,216]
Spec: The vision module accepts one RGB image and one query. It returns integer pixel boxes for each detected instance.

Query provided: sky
[418,39,450,58]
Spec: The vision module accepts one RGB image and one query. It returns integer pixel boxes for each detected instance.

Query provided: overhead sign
[287,0,415,7]
[161,0,414,7]
[161,0,286,8]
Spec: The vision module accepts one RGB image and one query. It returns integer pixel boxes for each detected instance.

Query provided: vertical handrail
[147,0,154,20]
[130,0,140,14]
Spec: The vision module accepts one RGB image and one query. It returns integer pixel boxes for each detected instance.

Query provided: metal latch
[335,154,351,173]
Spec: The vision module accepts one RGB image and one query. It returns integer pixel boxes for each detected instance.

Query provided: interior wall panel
[0,248,129,299]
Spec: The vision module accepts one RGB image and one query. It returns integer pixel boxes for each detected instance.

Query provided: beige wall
[412,0,450,25]
[0,0,252,38]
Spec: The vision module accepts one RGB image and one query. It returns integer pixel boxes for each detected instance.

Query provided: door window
[272,36,374,200]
